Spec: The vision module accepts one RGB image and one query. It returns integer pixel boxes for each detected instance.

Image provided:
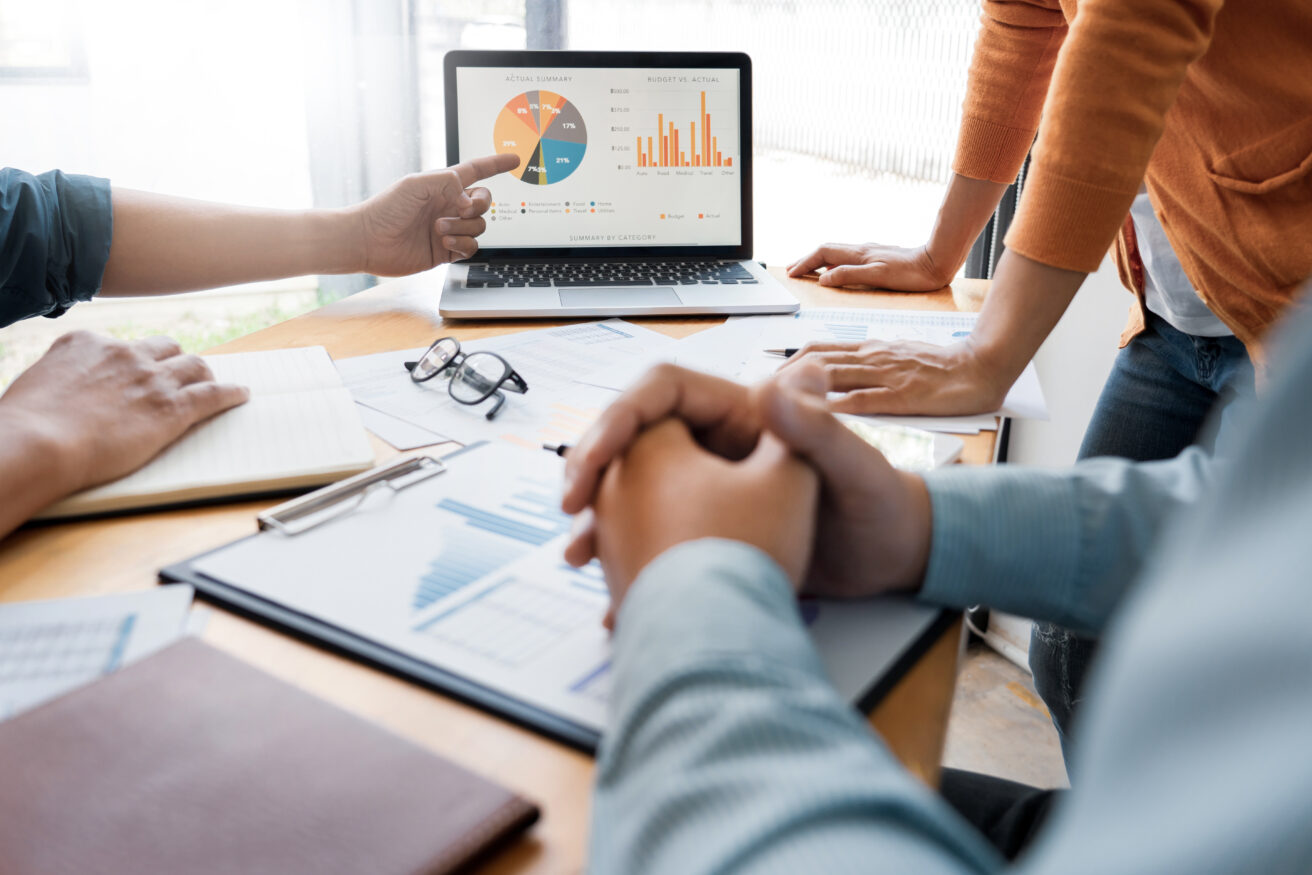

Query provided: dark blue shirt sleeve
[0,167,113,329]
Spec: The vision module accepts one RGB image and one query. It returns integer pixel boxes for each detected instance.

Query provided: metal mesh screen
[566,0,981,183]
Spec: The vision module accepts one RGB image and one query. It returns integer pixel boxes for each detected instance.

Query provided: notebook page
[205,346,341,397]
[43,388,374,515]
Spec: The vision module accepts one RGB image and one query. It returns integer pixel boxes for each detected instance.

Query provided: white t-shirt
[1129,188,1232,337]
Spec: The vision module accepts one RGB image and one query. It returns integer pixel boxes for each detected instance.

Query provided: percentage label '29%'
[493,90,587,185]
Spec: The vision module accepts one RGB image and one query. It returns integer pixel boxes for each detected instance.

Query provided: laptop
[440,50,799,319]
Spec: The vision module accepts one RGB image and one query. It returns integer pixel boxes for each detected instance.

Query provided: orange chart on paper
[494,90,588,185]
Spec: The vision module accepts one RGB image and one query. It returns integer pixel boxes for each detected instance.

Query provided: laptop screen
[447,52,750,258]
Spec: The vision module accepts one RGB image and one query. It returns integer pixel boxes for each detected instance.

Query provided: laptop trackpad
[558,287,683,309]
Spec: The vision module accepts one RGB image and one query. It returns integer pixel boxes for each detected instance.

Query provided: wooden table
[0,268,993,873]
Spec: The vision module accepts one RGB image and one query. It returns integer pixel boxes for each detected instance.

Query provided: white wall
[1006,255,1133,467]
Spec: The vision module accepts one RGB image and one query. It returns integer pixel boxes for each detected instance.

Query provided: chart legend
[494,90,588,185]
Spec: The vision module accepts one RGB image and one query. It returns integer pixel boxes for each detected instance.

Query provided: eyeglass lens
[450,352,512,404]
[411,337,461,381]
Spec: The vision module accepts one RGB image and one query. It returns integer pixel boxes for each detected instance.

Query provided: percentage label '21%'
[493,89,587,185]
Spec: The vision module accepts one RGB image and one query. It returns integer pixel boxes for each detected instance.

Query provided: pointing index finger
[453,152,521,187]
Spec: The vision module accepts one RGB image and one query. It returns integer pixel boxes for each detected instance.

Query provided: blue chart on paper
[560,561,607,596]
[412,484,573,611]
[824,323,868,343]
[414,530,529,611]
[570,660,612,703]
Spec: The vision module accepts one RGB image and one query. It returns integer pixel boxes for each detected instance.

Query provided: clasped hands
[561,363,935,626]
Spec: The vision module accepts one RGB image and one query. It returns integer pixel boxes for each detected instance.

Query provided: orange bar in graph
[648,136,654,167]
[690,121,696,165]
[701,91,707,165]
[726,157,733,166]
[713,136,718,167]
[658,114,664,165]
[716,151,722,165]
[636,136,642,166]
[672,125,678,168]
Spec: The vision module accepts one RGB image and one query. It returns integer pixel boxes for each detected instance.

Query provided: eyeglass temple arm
[483,390,507,420]
[504,371,529,394]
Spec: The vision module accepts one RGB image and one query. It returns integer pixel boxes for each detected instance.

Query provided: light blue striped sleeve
[918,448,1212,636]
[590,538,1002,874]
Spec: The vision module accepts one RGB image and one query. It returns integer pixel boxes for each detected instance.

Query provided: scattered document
[672,318,767,381]
[337,310,1044,447]
[675,309,1049,433]
[335,321,673,449]
[0,585,194,720]
[355,405,451,451]
[189,442,941,735]
[38,347,376,519]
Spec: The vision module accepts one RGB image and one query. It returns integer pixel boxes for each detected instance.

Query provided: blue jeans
[1029,312,1254,766]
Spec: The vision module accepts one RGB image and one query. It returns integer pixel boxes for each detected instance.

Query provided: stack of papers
[334,310,1046,449]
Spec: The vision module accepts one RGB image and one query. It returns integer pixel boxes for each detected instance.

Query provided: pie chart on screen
[493,90,587,185]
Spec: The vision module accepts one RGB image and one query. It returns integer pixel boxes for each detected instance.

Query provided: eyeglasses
[404,337,528,420]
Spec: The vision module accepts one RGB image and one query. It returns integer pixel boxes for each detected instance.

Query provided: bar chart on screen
[634,90,736,169]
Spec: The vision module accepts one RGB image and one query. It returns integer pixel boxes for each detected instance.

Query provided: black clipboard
[160,453,957,754]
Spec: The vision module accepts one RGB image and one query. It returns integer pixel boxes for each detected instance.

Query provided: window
[1,0,977,387]
[0,1,87,80]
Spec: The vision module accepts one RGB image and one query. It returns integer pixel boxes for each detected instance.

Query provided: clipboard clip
[258,455,446,536]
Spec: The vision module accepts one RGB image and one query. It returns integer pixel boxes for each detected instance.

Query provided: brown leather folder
[0,638,539,874]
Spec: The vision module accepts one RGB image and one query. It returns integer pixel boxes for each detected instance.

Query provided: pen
[764,348,799,358]
[542,443,571,457]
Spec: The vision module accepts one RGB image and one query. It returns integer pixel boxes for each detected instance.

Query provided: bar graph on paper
[412,477,572,611]
[793,309,977,345]
[0,615,137,687]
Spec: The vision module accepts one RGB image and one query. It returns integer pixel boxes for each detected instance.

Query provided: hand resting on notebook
[0,332,249,538]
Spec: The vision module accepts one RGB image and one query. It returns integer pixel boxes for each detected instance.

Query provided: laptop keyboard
[462,261,759,289]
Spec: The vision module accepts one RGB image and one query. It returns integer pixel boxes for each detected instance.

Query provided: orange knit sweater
[953,0,1312,352]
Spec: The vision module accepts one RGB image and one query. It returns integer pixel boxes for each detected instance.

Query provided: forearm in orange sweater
[953,0,1068,184]
[1005,0,1225,273]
